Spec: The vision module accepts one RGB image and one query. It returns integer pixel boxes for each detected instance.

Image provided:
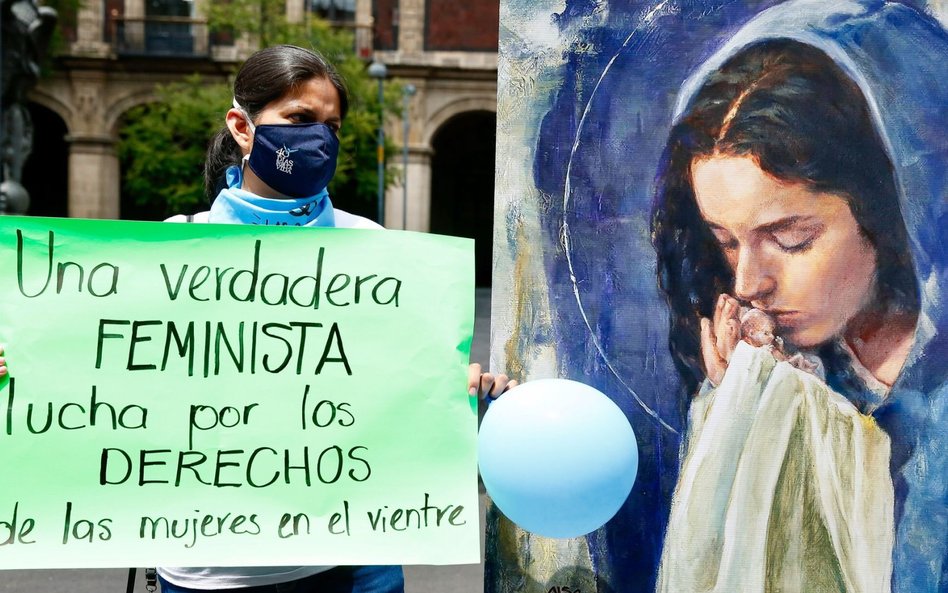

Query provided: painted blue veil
[672,2,948,589]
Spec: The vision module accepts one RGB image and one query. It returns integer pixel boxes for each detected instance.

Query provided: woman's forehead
[275,78,340,114]
[691,155,849,232]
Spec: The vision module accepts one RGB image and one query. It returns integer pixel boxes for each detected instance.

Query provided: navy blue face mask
[237,101,340,198]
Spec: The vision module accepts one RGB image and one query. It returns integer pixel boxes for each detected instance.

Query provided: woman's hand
[0,345,6,377]
[468,363,518,400]
[700,294,741,386]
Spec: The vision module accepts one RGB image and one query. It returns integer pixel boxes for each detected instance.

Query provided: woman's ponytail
[203,126,242,202]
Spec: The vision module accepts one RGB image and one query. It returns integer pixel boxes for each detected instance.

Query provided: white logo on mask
[276,145,297,174]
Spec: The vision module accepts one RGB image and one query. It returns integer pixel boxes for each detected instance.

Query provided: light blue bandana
[208,164,336,227]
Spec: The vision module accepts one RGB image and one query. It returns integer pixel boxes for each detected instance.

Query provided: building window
[425,0,499,52]
[114,0,201,56]
[372,0,397,50]
[310,0,355,23]
[147,0,191,18]
[144,0,196,55]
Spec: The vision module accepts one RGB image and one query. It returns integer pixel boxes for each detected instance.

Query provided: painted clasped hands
[700,294,742,387]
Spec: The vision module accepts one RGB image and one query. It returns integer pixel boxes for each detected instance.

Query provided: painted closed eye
[710,229,738,252]
[771,226,823,252]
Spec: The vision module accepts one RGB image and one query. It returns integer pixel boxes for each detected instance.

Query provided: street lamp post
[367,60,387,226]
[401,84,416,230]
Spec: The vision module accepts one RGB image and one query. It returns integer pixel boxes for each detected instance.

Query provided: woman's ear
[225,108,253,155]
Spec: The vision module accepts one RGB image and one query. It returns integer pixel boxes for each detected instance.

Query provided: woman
[651,1,948,590]
[76,44,509,593]
[153,44,398,592]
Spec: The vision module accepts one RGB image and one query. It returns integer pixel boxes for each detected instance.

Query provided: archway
[429,110,496,287]
[21,102,69,217]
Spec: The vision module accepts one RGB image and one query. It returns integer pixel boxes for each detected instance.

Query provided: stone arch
[108,90,172,221]
[22,101,70,216]
[428,109,497,286]
[424,96,496,147]
[27,88,74,134]
[106,88,160,135]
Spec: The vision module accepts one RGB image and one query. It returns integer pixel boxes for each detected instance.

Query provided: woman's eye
[715,236,738,251]
[772,229,820,252]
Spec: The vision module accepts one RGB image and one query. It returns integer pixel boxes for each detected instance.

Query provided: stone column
[66,136,120,219]
[397,0,425,55]
[66,75,119,219]
[354,0,373,58]
[123,0,146,53]
[71,0,110,56]
[191,0,209,56]
[385,148,432,231]
[285,0,305,23]
[386,80,431,230]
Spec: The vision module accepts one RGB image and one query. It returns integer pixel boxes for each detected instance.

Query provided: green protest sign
[0,216,478,569]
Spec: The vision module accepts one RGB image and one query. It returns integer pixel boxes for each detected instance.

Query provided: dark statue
[1,0,57,214]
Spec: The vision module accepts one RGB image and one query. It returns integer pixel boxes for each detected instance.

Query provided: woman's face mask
[236,100,340,198]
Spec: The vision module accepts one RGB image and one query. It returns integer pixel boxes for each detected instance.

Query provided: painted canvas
[488,1,948,592]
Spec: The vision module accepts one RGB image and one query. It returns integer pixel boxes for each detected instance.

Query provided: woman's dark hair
[203,44,349,201]
[651,39,919,393]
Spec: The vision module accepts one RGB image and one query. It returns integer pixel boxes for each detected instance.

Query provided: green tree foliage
[118,75,230,217]
[118,3,401,220]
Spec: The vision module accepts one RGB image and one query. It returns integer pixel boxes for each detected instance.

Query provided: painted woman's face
[691,155,877,348]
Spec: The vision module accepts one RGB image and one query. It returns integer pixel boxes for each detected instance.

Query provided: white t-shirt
[158,206,380,589]
[164,208,382,230]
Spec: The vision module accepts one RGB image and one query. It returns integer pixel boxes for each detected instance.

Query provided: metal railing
[110,16,210,57]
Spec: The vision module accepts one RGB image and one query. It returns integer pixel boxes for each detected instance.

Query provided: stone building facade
[28,0,499,279]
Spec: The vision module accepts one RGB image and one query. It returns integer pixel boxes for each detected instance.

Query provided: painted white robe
[657,342,893,593]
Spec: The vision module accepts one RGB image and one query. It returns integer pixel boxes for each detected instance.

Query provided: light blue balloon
[478,378,638,539]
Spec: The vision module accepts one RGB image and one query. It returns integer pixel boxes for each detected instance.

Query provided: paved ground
[1,289,495,593]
